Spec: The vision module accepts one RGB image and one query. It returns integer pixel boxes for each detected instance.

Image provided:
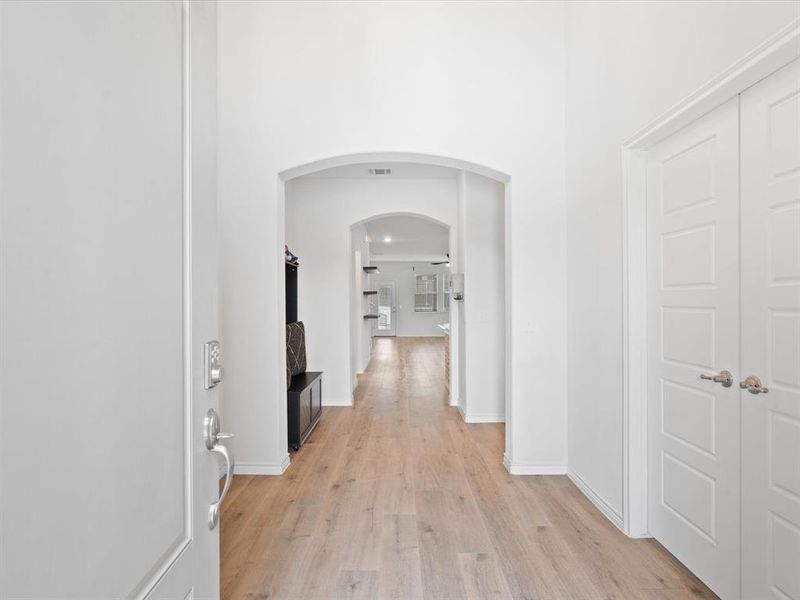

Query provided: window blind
[414,274,438,312]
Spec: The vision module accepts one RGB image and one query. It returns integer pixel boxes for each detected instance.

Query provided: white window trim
[414,272,450,314]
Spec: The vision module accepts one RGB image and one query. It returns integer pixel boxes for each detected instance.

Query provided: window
[414,274,438,312]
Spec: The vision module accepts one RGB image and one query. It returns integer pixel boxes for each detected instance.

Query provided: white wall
[371,262,451,338]
[460,172,506,423]
[284,177,457,406]
[566,2,799,519]
[219,1,567,473]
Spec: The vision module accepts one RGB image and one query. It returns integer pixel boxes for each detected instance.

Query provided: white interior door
[646,97,741,599]
[741,58,800,600]
[375,281,397,336]
[0,2,223,598]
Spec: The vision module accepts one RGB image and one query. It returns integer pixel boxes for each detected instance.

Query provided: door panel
[0,2,219,598]
[646,97,740,599]
[741,58,800,600]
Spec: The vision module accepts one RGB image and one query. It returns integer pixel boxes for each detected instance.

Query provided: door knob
[699,369,733,387]
[740,375,769,395]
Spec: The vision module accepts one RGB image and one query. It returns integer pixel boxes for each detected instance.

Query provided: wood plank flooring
[221,337,717,600]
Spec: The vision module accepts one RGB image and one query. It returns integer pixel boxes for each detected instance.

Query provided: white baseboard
[395,334,445,338]
[450,398,506,423]
[456,402,467,420]
[322,398,353,407]
[455,403,504,423]
[463,413,504,424]
[503,453,513,473]
[567,469,625,533]
[503,454,567,475]
[234,454,291,476]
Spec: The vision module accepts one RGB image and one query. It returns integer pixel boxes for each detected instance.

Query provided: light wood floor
[221,337,716,600]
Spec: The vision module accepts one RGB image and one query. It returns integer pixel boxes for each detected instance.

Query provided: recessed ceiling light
[384,236,392,243]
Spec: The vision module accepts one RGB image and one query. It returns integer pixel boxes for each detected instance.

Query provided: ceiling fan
[431,253,450,266]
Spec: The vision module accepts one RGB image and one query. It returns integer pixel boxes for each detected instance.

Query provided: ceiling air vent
[368,168,392,175]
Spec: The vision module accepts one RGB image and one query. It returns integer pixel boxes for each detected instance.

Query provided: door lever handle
[740,375,769,395]
[208,441,234,530]
[699,370,733,387]
[204,409,235,530]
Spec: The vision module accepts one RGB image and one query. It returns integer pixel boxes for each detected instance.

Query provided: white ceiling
[303,162,458,180]
[365,215,449,263]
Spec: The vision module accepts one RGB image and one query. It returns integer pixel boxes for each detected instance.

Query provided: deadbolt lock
[204,340,223,389]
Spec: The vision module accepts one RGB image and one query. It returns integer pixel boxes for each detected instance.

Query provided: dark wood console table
[287,371,322,451]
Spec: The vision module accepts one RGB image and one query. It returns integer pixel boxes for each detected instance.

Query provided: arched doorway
[280,155,508,457]
[349,212,453,401]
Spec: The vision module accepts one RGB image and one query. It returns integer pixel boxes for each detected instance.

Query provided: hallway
[221,337,715,599]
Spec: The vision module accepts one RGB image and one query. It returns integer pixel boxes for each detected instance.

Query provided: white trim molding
[456,402,467,421]
[462,413,505,424]
[621,19,800,539]
[623,19,800,150]
[503,454,567,475]
[568,470,625,534]
[455,402,504,423]
[324,398,354,407]
[234,454,291,476]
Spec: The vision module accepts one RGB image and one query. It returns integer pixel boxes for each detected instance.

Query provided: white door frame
[621,19,800,538]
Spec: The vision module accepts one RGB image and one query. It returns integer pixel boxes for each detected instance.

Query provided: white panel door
[647,97,741,599]
[741,58,800,600]
[0,2,223,599]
